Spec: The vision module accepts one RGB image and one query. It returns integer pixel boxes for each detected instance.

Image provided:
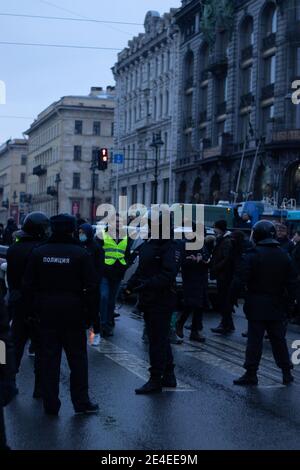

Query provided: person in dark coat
[79,223,104,346]
[23,214,99,415]
[210,220,235,334]
[291,231,300,324]
[97,213,131,337]
[176,238,210,343]
[275,223,294,255]
[233,220,296,386]
[0,296,17,450]
[0,224,4,245]
[3,218,18,246]
[126,210,181,394]
[7,212,50,399]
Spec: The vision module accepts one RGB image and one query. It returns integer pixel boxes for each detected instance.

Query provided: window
[159,94,163,117]
[75,120,83,135]
[131,185,137,205]
[142,183,146,204]
[163,179,169,203]
[270,55,276,84]
[111,122,114,136]
[74,146,82,161]
[164,132,168,160]
[167,50,171,70]
[20,173,26,184]
[93,121,101,136]
[165,91,169,115]
[73,172,81,189]
[21,155,27,166]
[161,54,164,74]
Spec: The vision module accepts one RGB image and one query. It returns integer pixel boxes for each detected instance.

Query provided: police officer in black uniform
[7,211,50,398]
[233,220,296,386]
[23,214,99,415]
[126,210,181,394]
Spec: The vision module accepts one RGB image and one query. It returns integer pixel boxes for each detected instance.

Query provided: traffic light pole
[90,158,97,225]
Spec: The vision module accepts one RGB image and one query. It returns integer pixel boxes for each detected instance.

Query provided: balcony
[216,101,227,116]
[262,33,276,52]
[286,20,300,43]
[136,116,152,131]
[183,116,195,130]
[241,45,253,62]
[261,83,275,100]
[266,127,300,147]
[240,92,254,108]
[207,53,228,76]
[198,110,207,123]
[185,77,194,91]
[33,164,47,176]
[47,186,57,196]
[200,70,209,82]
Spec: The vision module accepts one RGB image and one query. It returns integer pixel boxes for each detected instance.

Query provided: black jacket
[278,237,294,256]
[0,298,16,407]
[81,239,104,283]
[3,222,18,247]
[128,239,181,313]
[181,242,210,309]
[292,241,300,277]
[235,239,296,321]
[7,233,43,292]
[210,233,234,282]
[23,234,97,329]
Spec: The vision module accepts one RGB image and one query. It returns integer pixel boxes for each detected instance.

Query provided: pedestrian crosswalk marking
[93,339,195,392]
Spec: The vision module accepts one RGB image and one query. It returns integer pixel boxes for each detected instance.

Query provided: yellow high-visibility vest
[102,231,128,266]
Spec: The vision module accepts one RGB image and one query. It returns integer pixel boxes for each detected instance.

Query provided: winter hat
[214,219,227,233]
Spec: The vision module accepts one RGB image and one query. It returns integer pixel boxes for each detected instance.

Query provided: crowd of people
[1,209,300,449]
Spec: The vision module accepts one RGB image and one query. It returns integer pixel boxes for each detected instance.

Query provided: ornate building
[112,10,179,206]
[175,0,300,206]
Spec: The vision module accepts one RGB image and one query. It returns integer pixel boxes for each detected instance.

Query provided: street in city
[6,304,300,451]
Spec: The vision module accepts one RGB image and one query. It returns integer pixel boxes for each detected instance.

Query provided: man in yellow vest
[99,214,130,337]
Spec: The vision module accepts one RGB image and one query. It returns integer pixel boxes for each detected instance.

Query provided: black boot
[175,321,184,339]
[190,331,206,343]
[233,371,258,386]
[282,370,294,385]
[161,372,177,388]
[135,378,162,395]
[211,323,232,335]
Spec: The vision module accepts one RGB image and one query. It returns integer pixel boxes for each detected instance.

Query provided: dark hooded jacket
[79,224,104,283]
[235,238,297,321]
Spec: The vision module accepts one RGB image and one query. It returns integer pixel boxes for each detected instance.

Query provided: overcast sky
[0,0,181,143]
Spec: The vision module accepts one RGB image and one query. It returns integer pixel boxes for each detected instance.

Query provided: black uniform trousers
[0,407,8,450]
[40,327,89,413]
[178,307,203,332]
[244,320,292,372]
[144,310,174,379]
[217,279,234,327]
[11,311,41,388]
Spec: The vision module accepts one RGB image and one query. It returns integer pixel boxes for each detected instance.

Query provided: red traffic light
[98,148,109,170]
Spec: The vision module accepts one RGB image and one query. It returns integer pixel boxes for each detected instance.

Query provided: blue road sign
[113,154,124,164]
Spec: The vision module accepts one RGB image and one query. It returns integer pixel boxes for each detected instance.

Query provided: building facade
[25,87,115,220]
[112,10,180,207]
[0,139,28,225]
[175,0,300,206]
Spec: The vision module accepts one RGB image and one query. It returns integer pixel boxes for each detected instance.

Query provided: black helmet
[22,212,50,239]
[251,220,276,243]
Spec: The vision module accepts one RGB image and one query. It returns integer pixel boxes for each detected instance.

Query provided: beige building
[0,139,28,225]
[25,86,115,220]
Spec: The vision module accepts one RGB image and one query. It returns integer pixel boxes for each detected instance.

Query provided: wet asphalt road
[5,305,300,450]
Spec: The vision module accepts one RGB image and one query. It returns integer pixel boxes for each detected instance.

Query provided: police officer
[126,209,181,394]
[233,220,296,386]
[23,214,99,415]
[7,211,50,398]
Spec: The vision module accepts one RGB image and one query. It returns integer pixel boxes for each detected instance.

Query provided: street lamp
[150,132,164,204]
[55,173,61,215]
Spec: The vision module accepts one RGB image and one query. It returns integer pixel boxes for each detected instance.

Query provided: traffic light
[98,148,109,171]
